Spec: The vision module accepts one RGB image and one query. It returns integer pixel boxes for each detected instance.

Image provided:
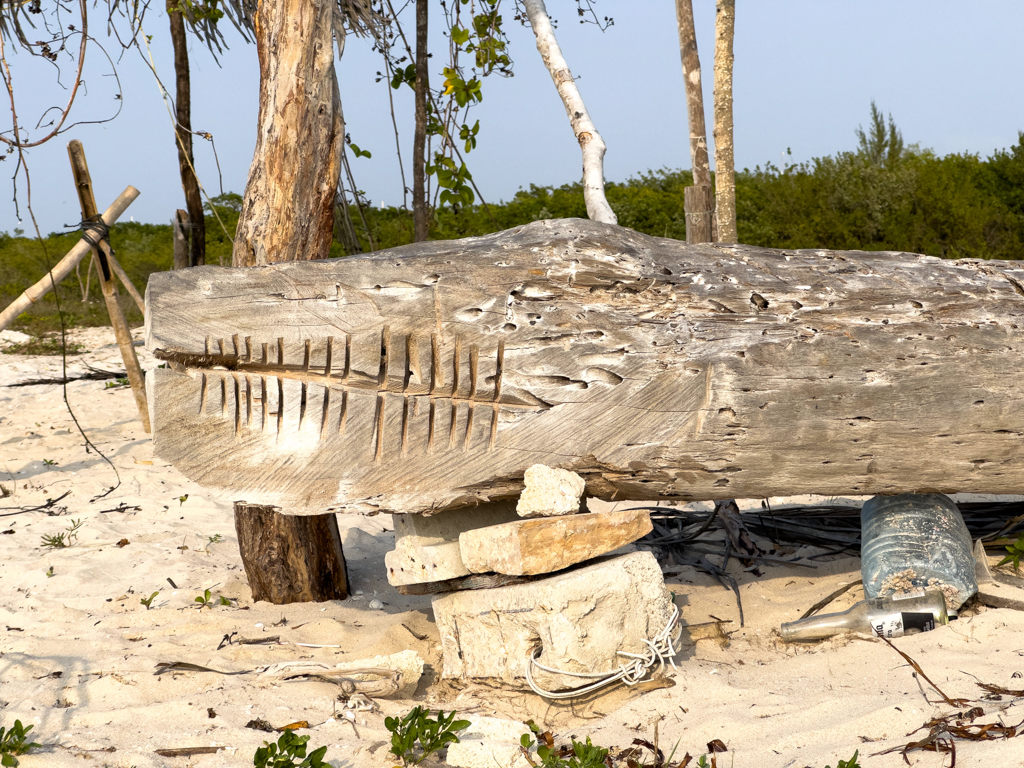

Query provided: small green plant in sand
[385,706,470,766]
[193,588,233,609]
[201,533,223,552]
[40,518,83,549]
[0,719,41,767]
[104,377,129,389]
[140,591,159,609]
[825,751,860,768]
[520,723,609,768]
[42,459,57,466]
[253,731,327,768]
[998,535,1024,574]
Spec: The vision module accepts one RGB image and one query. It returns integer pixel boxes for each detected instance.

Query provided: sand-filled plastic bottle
[860,493,977,610]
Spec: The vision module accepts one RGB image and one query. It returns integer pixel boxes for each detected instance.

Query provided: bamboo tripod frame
[0,142,149,432]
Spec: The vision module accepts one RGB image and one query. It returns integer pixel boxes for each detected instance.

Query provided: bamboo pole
[106,252,146,314]
[0,185,139,332]
[67,140,151,433]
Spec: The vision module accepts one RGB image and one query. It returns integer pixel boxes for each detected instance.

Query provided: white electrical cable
[524,604,681,700]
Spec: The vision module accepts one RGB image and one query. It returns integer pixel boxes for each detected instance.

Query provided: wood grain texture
[459,508,652,576]
[147,218,1024,515]
[233,503,349,602]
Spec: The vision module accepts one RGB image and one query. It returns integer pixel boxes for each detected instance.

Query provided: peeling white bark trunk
[713,0,737,243]
[522,0,616,225]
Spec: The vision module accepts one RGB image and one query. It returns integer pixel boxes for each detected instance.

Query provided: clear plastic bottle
[860,493,977,609]
[780,588,948,642]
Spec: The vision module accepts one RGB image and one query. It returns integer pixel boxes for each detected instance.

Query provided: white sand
[3,327,1024,767]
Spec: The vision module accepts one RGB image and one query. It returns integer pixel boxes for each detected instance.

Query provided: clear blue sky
[5,0,1024,236]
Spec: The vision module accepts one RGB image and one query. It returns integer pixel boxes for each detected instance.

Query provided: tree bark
[229,0,349,604]
[412,0,429,242]
[148,218,1024,513]
[674,0,711,188]
[713,0,737,243]
[167,0,206,267]
[522,0,616,225]
[232,0,343,266]
[234,503,348,603]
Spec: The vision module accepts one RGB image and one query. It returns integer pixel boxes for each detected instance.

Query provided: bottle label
[889,589,926,602]
[872,611,936,638]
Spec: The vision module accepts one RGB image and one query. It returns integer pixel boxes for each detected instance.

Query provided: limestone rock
[431,551,674,691]
[446,716,532,768]
[261,649,424,698]
[975,539,1024,612]
[385,502,519,586]
[516,464,585,518]
[459,508,652,576]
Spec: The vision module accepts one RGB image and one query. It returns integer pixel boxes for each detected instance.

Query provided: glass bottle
[780,588,948,642]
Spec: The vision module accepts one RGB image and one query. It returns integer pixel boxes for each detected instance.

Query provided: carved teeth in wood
[156,330,544,462]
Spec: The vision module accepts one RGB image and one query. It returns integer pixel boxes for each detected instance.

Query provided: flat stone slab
[386,502,519,586]
[431,551,674,691]
[459,507,652,576]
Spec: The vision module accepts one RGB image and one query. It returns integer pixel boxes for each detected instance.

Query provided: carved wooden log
[146,218,1024,516]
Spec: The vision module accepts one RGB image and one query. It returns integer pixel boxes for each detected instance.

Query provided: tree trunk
[229,0,349,604]
[674,0,713,244]
[412,0,429,242]
[713,0,737,243]
[147,218,1024,513]
[167,0,206,267]
[232,0,343,266]
[234,503,348,603]
[522,0,616,225]
[674,0,711,188]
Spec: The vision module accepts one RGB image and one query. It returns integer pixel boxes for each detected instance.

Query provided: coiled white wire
[524,603,681,700]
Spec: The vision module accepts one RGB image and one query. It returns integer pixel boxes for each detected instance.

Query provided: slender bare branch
[521,0,616,224]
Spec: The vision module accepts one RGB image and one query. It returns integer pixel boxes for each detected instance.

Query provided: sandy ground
[4,326,1024,768]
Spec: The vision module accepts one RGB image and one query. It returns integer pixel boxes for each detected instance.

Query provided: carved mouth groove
[155,331,549,461]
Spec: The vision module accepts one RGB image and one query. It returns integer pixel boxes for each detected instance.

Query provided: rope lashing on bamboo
[79,217,112,280]
[524,603,681,700]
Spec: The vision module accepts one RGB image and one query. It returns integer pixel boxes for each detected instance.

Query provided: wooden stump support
[233,503,349,603]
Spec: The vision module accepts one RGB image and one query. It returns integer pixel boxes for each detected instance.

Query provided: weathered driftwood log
[146,218,1024,515]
